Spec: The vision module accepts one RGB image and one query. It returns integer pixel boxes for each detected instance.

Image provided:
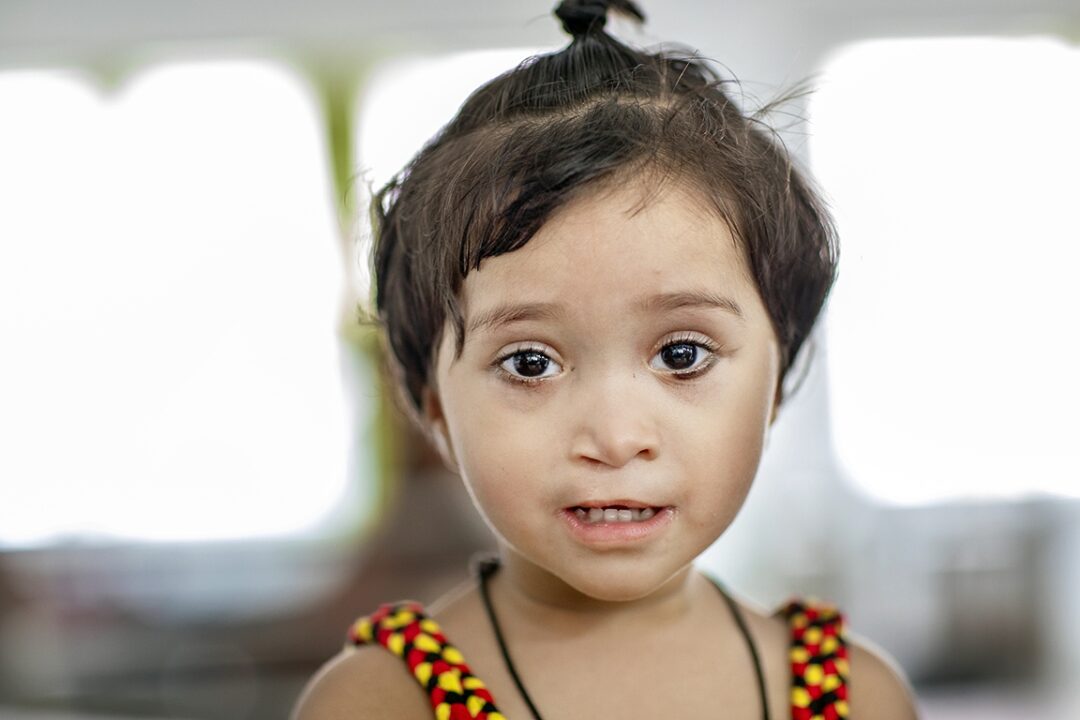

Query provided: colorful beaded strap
[347,601,506,720]
[348,597,849,720]
[780,599,850,720]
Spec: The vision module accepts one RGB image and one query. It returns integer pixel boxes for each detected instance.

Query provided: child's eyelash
[492,344,557,387]
[658,333,723,379]
[492,334,724,387]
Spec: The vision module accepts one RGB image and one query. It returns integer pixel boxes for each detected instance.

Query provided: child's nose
[568,371,659,468]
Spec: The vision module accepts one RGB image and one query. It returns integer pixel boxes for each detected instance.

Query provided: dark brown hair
[371,0,838,426]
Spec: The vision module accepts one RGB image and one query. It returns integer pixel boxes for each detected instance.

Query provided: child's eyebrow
[465,290,744,338]
[638,290,745,321]
[466,302,565,337]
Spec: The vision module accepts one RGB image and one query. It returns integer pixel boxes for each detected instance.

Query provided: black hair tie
[554,0,646,39]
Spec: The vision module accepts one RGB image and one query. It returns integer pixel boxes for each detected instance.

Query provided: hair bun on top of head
[554,0,645,39]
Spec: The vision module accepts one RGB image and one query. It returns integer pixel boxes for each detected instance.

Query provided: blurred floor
[917,682,1071,720]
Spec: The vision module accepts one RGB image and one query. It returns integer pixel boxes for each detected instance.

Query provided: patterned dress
[345,582,849,720]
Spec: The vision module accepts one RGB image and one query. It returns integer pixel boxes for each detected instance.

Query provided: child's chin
[578,585,655,603]
[561,566,675,603]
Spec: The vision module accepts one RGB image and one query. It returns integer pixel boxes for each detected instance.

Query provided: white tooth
[617,509,633,522]
[574,508,587,521]
[603,508,619,523]
[630,508,643,521]
[639,507,655,520]
[588,508,604,522]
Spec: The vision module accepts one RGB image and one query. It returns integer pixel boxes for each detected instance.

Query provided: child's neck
[490,549,703,635]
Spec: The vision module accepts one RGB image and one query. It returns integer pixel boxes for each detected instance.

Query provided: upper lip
[568,499,665,509]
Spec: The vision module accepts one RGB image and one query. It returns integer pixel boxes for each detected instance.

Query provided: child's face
[424,175,781,602]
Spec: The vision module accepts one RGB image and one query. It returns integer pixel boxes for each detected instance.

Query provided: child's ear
[421,386,460,474]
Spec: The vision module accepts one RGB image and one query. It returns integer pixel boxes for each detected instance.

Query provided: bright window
[0,61,373,546]
[810,37,1080,505]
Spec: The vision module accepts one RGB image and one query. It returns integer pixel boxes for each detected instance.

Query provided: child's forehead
[462,176,750,292]
[454,178,757,323]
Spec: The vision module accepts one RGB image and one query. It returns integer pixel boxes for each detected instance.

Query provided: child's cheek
[456,402,554,489]
[674,354,776,514]
[449,409,557,545]
[441,379,534,463]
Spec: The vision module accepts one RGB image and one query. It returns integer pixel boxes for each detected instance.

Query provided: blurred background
[1,0,1078,718]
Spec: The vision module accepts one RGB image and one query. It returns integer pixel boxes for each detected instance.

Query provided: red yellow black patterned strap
[347,600,506,720]
[347,597,849,720]
[780,599,850,720]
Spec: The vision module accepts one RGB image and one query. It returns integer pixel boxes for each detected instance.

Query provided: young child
[294,1,920,718]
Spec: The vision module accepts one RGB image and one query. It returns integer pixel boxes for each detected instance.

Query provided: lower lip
[560,507,675,545]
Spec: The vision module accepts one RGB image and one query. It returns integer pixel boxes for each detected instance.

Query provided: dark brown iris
[514,351,549,377]
[661,343,696,370]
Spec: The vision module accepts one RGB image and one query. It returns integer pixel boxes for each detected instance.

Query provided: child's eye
[495,347,563,385]
[650,335,721,378]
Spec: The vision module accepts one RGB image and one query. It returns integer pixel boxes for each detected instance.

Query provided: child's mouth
[560,505,675,544]
[569,506,663,524]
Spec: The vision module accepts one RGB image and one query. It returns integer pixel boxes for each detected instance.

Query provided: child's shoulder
[291,604,442,720]
[736,591,919,720]
[290,641,432,720]
[292,595,499,720]
[844,630,921,720]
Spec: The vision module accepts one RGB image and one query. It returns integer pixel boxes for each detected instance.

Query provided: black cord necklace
[476,556,546,720]
[473,554,771,720]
